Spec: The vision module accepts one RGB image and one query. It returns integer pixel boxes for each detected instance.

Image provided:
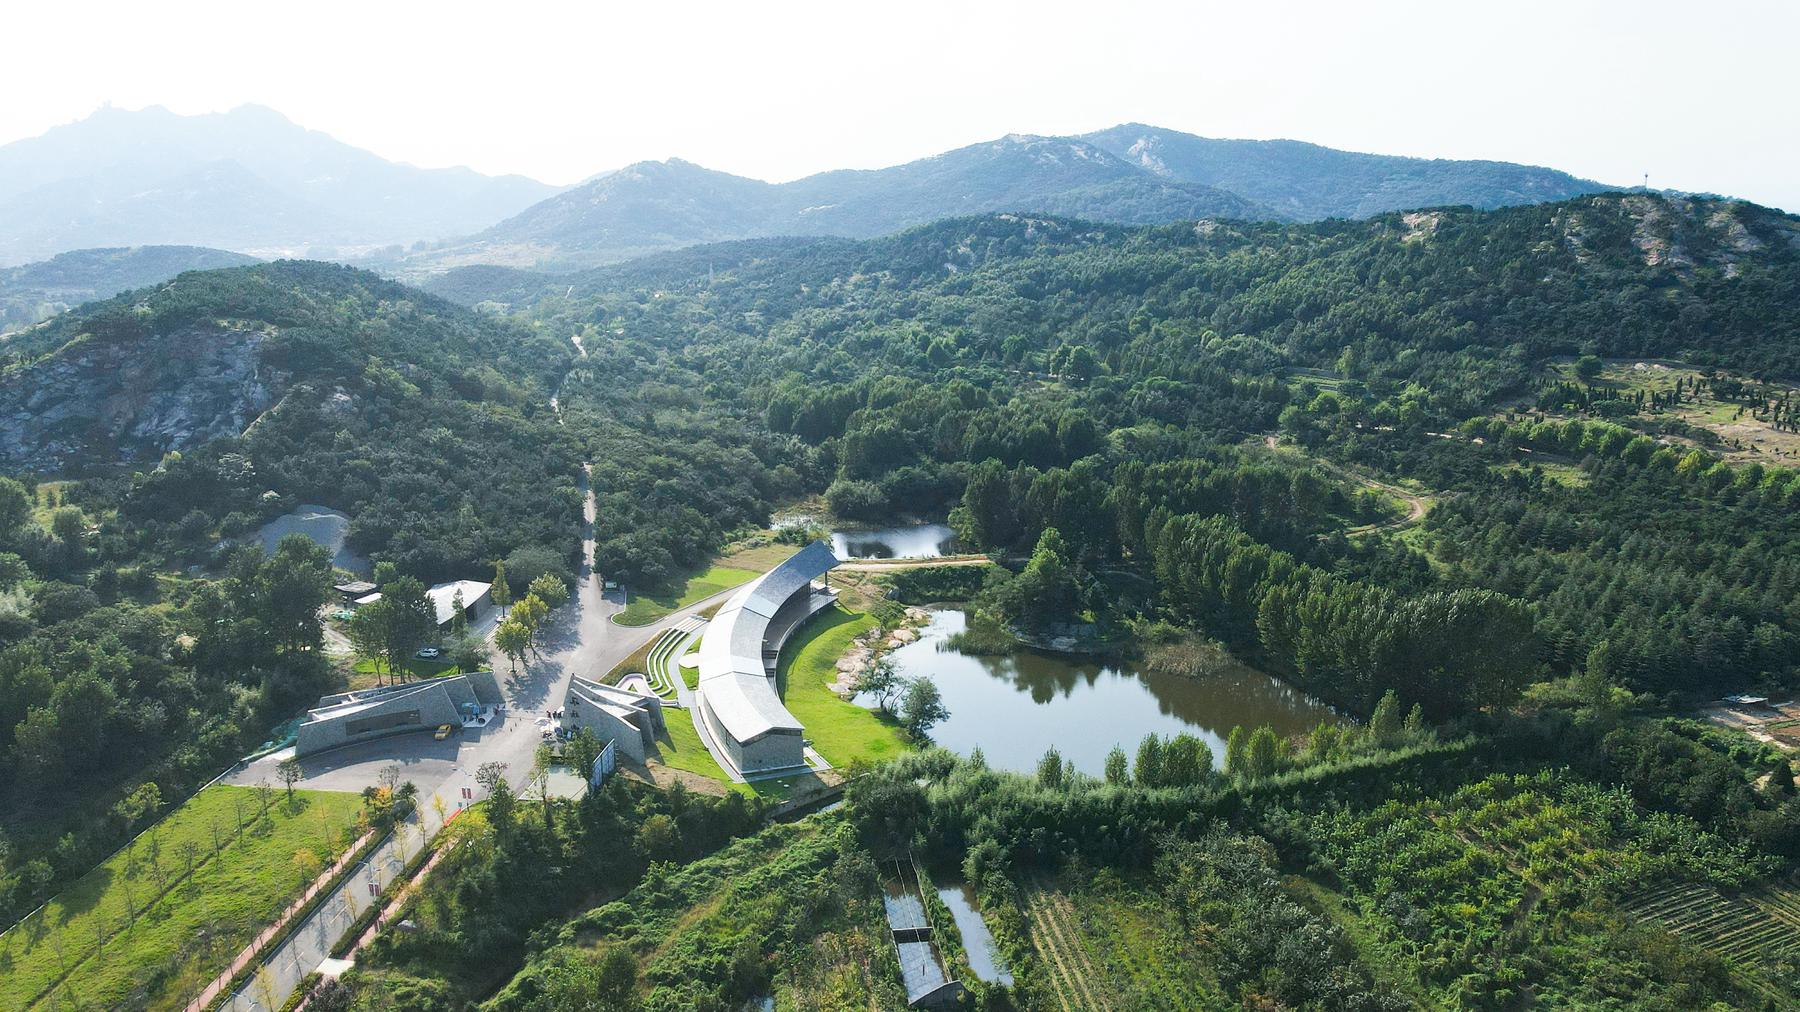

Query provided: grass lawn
[777,606,910,768]
[349,656,457,687]
[0,786,364,1012]
[616,565,760,626]
[679,645,700,690]
[652,714,734,783]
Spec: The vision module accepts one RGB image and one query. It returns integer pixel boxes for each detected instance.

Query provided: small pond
[938,883,1013,985]
[866,609,1341,775]
[830,522,958,560]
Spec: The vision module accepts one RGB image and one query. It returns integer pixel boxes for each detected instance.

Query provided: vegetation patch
[615,565,759,626]
[0,785,363,1012]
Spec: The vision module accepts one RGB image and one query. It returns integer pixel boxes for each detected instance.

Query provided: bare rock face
[0,323,283,469]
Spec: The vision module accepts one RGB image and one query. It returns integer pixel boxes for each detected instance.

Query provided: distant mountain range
[0,106,1619,274]
[1079,124,1609,221]
[0,245,258,334]
[0,104,560,265]
[396,128,1612,272]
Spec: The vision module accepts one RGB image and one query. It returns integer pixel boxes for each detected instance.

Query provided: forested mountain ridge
[0,260,584,576]
[1083,122,1610,219]
[0,104,559,264]
[394,124,1629,274]
[0,244,259,335]
[397,134,1269,272]
[455,192,1800,383]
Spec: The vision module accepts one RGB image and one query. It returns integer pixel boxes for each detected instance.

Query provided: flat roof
[696,541,838,744]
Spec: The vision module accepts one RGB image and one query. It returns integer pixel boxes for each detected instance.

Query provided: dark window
[344,709,422,736]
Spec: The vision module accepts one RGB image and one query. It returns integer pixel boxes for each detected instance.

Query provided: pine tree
[1773,760,1796,797]
[1224,725,1247,781]
[1368,690,1402,747]
[1103,746,1129,786]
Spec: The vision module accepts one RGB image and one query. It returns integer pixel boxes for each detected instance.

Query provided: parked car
[434,723,454,740]
[415,647,442,659]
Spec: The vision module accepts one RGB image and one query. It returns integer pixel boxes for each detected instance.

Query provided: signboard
[591,740,616,787]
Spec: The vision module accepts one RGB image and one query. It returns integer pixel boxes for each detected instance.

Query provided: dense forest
[494,193,1800,708]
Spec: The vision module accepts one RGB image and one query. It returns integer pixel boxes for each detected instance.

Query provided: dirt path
[836,555,992,572]
[1263,434,1431,535]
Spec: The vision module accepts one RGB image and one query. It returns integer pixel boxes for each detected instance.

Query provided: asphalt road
[218,472,742,1010]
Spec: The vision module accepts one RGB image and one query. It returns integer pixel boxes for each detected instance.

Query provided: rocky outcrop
[0,323,282,469]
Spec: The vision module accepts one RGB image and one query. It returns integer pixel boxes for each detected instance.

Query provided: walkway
[184,828,377,1012]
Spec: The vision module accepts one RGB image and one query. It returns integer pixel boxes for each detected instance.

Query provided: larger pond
[829,522,958,560]
[868,609,1341,775]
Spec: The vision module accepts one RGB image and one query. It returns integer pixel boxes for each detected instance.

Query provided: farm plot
[1623,877,1800,966]
[1022,885,1111,1012]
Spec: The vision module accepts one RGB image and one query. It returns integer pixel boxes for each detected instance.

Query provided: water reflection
[829,522,958,560]
[869,609,1341,775]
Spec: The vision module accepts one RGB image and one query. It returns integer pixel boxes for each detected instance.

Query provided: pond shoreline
[869,606,1342,775]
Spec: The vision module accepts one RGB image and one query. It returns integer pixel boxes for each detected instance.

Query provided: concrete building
[561,675,667,763]
[294,671,502,756]
[695,540,840,776]
[427,580,492,631]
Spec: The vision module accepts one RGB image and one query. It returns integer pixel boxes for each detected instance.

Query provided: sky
[2,0,1797,210]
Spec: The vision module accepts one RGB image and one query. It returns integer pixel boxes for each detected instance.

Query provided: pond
[867,609,1341,775]
[829,522,958,560]
[937,883,1013,986]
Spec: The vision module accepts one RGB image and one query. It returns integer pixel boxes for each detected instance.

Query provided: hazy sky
[3,0,1796,209]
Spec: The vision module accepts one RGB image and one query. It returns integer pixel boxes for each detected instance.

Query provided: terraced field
[1023,885,1111,1012]
[1623,878,1800,966]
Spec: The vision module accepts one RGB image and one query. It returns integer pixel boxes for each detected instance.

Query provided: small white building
[427,580,492,631]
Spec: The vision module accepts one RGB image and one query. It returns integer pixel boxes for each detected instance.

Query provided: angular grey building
[295,670,502,756]
[561,675,666,763]
[695,540,840,776]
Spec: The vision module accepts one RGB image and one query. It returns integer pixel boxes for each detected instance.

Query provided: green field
[776,607,910,768]
[350,655,457,683]
[651,712,735,783]
[616,565,759,626]
[0,785,365,1012]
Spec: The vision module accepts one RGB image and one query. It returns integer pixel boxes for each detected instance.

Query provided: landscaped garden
[0,785,365,1012]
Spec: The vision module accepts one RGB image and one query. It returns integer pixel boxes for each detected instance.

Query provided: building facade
[295,670,502,756]
[694,540,840,776]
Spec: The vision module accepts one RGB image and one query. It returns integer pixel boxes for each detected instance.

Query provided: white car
[415,647,442,659]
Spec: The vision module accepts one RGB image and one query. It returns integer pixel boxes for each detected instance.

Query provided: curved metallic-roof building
[696,540,840,775]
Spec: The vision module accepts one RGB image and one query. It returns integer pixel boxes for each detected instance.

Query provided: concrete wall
[700,696,805,775]
[564,701,649,763]
[465,668,504,705]
[295,682,460,756]
[561,677,665,764]
[296,671,499,756]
